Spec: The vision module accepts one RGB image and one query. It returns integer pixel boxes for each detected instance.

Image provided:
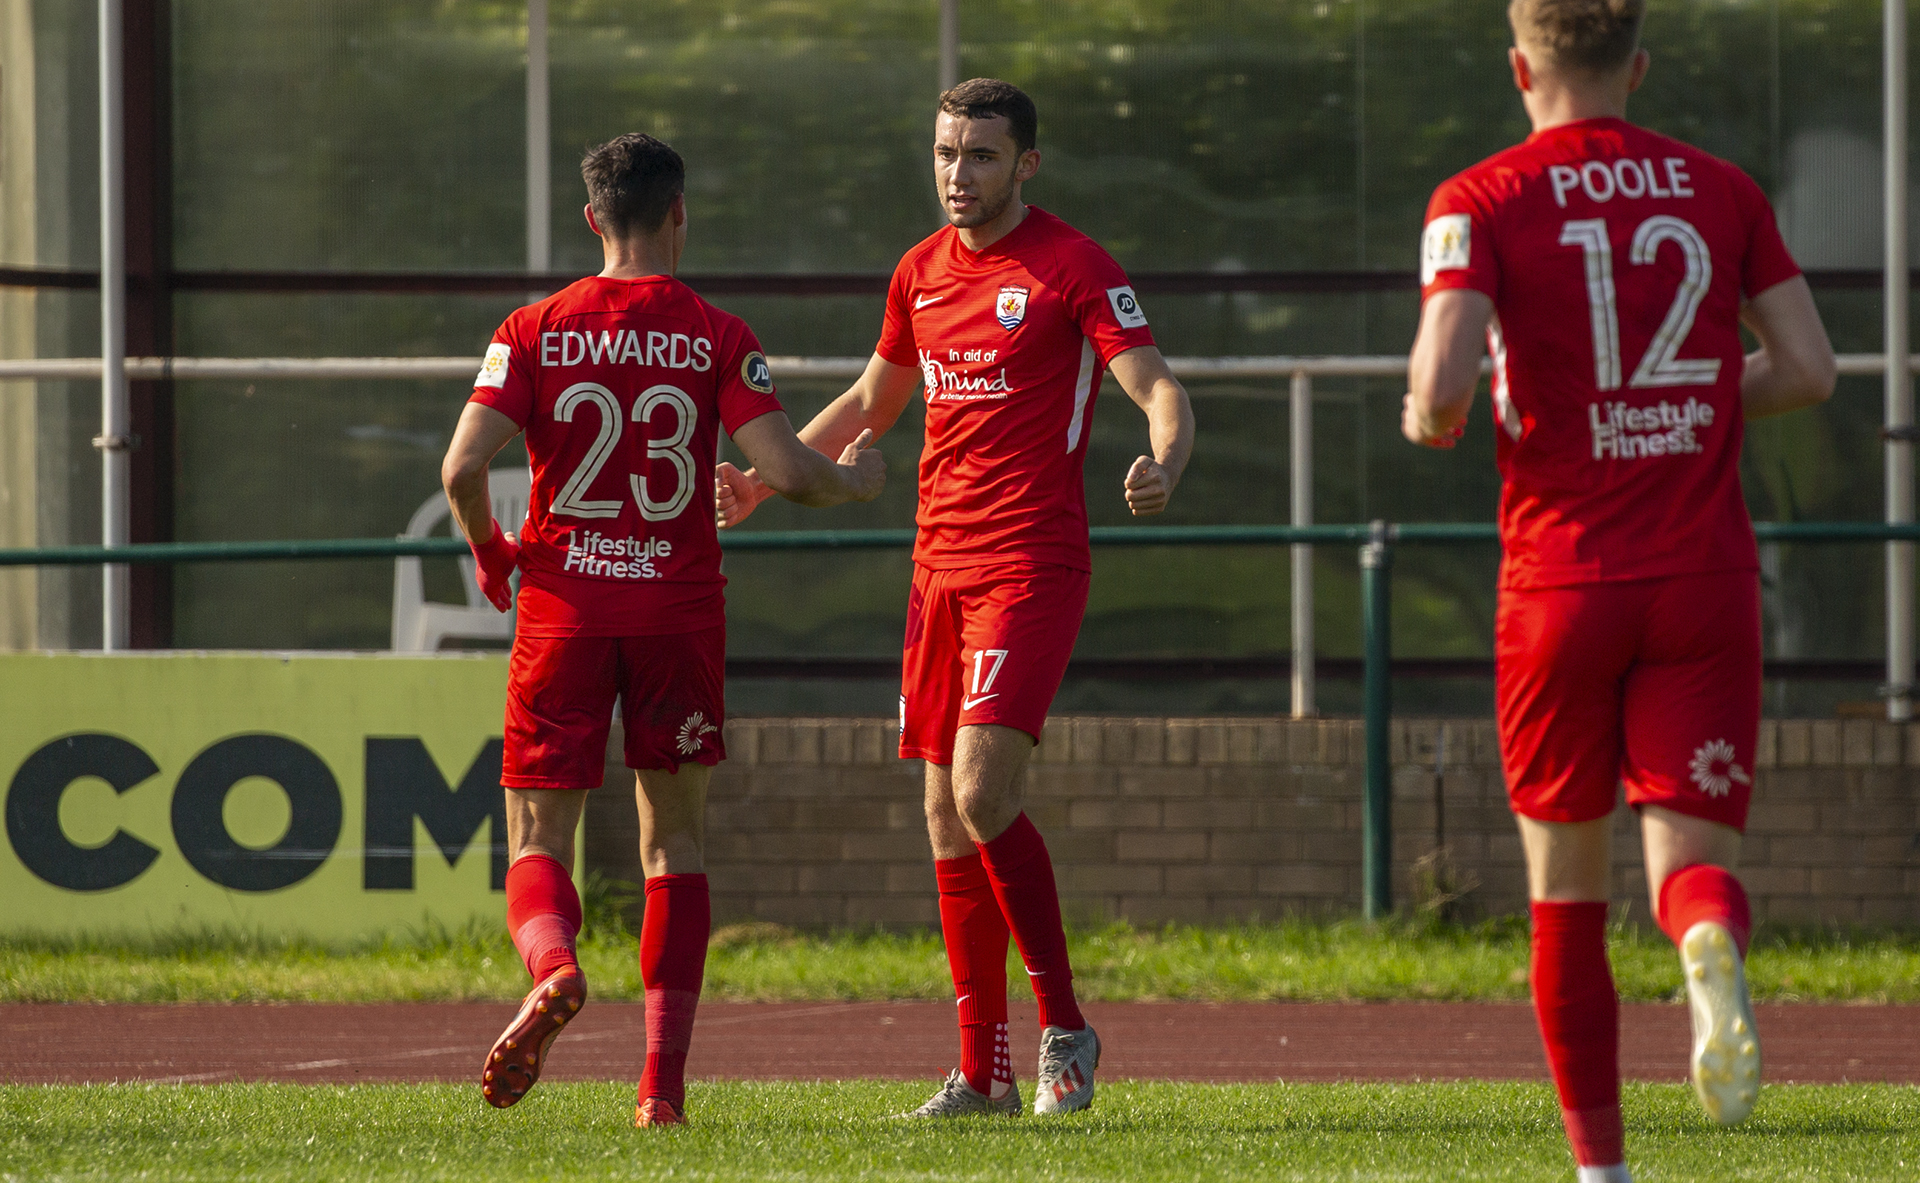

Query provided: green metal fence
[5,518,1917,919]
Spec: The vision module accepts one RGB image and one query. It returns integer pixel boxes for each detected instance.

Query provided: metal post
[1360,519,1392,918]
[938,0,959,93]
[1886,0,1914,721]
[1290,369,1315,717]
[98,0,129,651]
[526,0,550,275]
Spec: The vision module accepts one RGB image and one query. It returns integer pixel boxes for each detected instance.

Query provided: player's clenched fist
[468,517,520,611]
[714,462,769,529]
[1401,392,1465,448]
[1123,455,1174,516]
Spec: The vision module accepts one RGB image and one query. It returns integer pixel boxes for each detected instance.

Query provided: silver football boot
[1033,1025,1101,1114]
[1680,921,1761,1124]
[895,1068,1023,1118]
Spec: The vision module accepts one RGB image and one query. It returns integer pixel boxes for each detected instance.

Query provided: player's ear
[1508,46,1535,93]
[669,192,687,228]
[1015,148,1041,183]
[1626,48,1650,93]
[584,203,603,238]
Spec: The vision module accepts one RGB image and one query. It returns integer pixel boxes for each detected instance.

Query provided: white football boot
[1576,1164,1633,1183]
[895,1069,1023,1118]
[1034,1025,1100,1114]
[1680,920,1761,1124]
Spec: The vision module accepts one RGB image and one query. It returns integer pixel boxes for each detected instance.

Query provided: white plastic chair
[390,468,532,651]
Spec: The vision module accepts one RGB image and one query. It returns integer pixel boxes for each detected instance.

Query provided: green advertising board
[0,652,515,941]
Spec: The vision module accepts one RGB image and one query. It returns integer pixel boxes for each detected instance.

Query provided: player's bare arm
[729,410,887,508]
[715,354,919,527]
[1738,276,1837,419]
[1107,345,1194,516]
[441,401,524,610]
[1403,288,1494,447]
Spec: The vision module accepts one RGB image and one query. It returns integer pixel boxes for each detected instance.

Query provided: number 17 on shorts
[897,562,1088,764]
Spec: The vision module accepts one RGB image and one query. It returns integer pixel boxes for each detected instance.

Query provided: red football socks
[977,813,1085,1033]
[638,873,710,1111]
[1530,900,1624,1169]
[504,853,581,981]
[1656,863,1752,957]
[937,853,1014,1097]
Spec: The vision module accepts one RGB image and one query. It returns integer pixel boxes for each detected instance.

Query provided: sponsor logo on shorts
[1688,738,1750,798]
[676,712,719,755]
[741,351,774,394]
[1589,398,1713,461]
[1105,285,1148,329]
[996,285,1029,330]
[476,343,512,389]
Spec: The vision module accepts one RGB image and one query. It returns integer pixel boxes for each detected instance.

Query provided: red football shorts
[1495,569,1761,830]
[502,625,727,787]
[899,562,1089,764]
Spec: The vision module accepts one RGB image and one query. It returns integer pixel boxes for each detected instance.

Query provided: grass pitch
[1,1081,1913,1181]
[4,918,1918,1004]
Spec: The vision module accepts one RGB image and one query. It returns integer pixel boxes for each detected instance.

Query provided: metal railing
[6,350,1915,721]
[1,517,1914,918]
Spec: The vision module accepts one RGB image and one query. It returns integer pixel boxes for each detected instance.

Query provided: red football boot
[635,1096,687,1127]
[481,967,586,1108]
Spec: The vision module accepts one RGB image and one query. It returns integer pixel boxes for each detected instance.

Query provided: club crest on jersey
[741,350,774,394]
[995,285,1029,331]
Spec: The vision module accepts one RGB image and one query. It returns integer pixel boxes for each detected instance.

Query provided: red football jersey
[876,207,1157,572]
[1421,117,1800,590]
[471,275,783,636]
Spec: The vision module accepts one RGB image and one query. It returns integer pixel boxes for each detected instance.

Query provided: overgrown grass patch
[3,916,1917,1004]
[0,1081,1913,1181]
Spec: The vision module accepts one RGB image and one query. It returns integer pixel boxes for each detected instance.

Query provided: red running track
[2,1002,1915,1086]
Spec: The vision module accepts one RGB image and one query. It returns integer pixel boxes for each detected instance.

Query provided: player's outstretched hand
[838,429,887,502]
[1124,455,1173,516]
[715,461,771,529]
[468,518,519,612]
[1401,392,1464,448]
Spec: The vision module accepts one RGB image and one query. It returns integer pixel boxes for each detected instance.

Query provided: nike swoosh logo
[914,294,945,310]
[961,694,997,710]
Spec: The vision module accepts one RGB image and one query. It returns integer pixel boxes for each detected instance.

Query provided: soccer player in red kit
[1403,3,1835,1179]
[441,133,884,1128]
[716,79,1194,1116]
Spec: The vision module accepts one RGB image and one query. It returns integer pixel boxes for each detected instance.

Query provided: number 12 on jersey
[1560,214,1722,393]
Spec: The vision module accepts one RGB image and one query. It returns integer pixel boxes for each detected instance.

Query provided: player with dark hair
[444,131,885,1128]
[1403,3,1834,1179]
[716,77,1195,1118]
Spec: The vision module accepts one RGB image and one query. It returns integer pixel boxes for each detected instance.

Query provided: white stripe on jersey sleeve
[1066,337,1096,453]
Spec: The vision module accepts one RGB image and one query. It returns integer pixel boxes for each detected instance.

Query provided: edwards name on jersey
[471,275,784,636]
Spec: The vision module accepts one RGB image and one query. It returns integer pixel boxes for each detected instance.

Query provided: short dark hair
[1509,0,1644,73]
[580,133,685,237]
[937,78,1038,154]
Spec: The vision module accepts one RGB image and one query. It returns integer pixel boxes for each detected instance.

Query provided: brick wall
[581,718,1920,928]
